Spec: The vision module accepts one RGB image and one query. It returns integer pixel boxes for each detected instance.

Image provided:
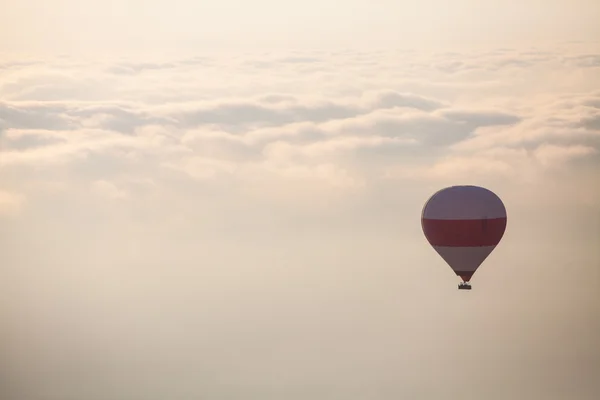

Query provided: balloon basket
[458,283,472,290]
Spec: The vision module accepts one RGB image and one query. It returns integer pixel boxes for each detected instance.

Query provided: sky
[1,1,600,400]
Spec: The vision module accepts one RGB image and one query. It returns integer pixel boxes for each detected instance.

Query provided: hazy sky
[1,2,599,400]
[2,0,600,54]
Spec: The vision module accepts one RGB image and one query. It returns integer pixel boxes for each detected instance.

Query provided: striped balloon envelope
[421,185,507,289]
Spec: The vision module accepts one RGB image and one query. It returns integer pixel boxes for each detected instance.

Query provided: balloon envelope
[421,185,507,282]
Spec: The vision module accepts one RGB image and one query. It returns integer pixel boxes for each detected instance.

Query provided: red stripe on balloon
[422,218,507,247]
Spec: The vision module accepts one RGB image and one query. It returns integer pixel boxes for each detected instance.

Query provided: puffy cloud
[0,48,598,206]
[1,128,147,167]
[0,101,74,130]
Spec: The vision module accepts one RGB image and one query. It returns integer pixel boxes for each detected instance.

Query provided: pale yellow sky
[2,0,600,54]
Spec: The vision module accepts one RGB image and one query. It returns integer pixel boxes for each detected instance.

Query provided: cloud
[439,108,521,126]
[1,128,143,167]
[0,47,598,209]
[582,115,600,130]
[173,90,444,128]
[106,62,179,75]
[0,102,74,130]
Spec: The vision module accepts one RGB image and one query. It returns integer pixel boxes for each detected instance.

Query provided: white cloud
[0,47,598,213]
[0,128,140,167]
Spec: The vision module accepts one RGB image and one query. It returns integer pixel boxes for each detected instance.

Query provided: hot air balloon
[421,185,507,290]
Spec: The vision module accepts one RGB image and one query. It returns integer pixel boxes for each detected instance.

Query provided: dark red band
[422,217,507,247]
[455,271,474,282]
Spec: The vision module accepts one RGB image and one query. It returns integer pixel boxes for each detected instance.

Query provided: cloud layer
[2,48,599,208]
